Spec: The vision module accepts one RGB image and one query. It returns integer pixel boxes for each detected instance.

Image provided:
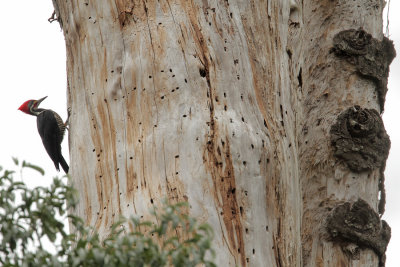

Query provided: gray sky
[0,1,398,266]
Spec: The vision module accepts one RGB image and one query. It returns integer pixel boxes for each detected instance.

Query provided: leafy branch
[0,161,216,267]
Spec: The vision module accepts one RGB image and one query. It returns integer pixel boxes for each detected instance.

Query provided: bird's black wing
[37,110,64,171]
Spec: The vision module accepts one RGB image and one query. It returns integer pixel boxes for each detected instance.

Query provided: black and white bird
[18,96,69,173]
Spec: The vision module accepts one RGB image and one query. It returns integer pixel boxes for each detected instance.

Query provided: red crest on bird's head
[18,100,34,114]
[18,96,48,115]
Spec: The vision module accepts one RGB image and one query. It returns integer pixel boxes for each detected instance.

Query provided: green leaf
[12,157,19,166]
[21,161,45,176]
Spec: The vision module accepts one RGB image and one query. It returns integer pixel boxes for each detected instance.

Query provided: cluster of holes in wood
[92,58,280,182]
[100,63,283,143]
[82,6,282,257]
[88,24,282,234]
[94,30,288,142]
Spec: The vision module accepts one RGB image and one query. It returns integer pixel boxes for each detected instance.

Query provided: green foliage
[0,161,216,267]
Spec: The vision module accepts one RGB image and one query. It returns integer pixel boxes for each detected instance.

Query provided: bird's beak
[36,96,48,107]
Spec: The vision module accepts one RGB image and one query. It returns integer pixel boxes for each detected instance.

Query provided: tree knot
[332,29,396,111]
[330,106,390,172]
[326,199,390,266]
[334,29,371,55]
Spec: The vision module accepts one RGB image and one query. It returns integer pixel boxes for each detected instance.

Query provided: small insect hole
[199,68,207,77]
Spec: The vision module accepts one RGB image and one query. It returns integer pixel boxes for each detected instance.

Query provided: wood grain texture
[53,0,392,266]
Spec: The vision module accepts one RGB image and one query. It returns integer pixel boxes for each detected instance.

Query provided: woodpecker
[18,96,69,173]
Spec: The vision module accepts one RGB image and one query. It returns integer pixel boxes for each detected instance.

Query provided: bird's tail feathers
[60,155,69,174]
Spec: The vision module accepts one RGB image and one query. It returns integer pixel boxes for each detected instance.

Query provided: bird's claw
[64,107,71,128]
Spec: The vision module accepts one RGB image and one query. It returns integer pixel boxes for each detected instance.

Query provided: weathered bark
[53,0,394,266]
[300,1,394,266]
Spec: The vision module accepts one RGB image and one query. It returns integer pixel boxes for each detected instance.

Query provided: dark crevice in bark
[199,67,207,77]
[272,236,283,267]
[326,199,390,267]
[331,29,396,112]
[330,106,390,172]
[297,67,302,88]
[378,165,386,216]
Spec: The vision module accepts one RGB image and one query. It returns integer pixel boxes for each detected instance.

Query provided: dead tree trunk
[53,0,394,266]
